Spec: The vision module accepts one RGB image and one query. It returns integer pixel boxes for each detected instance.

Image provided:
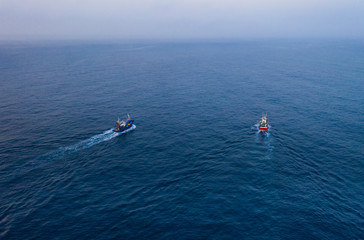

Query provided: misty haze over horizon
[1,0,364,40]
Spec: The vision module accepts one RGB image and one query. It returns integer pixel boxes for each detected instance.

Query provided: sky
[0,0,364,40]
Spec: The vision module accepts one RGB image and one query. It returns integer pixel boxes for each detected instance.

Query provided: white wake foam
[40,125,136,160]
[253,124,274,160]
[64,124,136,152]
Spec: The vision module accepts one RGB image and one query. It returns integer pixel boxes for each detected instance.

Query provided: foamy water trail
[38,125,136,161]
[253,124,274,160]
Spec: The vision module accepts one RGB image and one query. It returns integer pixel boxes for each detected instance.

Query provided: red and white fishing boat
[259,114,268,131]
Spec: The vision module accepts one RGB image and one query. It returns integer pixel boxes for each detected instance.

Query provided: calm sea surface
[0,40,363,239]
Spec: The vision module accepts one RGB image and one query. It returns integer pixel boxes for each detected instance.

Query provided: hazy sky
[1,0,364,40]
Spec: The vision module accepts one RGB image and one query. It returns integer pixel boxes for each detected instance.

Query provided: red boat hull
[259,127,268,131]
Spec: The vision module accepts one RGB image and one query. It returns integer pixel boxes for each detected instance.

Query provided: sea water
[0,40,363,239]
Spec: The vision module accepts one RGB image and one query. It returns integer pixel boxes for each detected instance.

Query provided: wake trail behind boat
[253,123,274,160]
[38,125,136,161]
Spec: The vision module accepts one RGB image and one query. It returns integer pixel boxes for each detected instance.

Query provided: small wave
[38,125,136,161]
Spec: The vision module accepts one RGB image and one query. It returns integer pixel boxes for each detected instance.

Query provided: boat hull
[259,127,268,131]
[113,120,134,133]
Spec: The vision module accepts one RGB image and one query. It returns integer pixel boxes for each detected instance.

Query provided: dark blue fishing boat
[112,114,134,133]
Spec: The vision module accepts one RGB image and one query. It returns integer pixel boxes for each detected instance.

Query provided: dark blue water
[0,40,363,239]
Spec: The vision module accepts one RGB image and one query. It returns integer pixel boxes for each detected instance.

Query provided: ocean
[0,40,363,239]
